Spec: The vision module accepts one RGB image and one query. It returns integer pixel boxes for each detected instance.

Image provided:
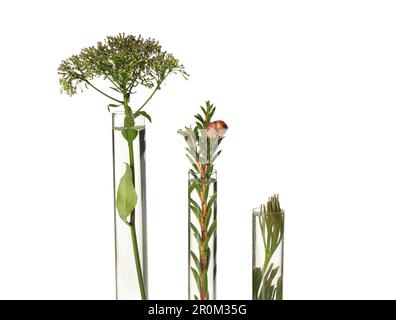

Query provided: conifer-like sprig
[253,194,284,300]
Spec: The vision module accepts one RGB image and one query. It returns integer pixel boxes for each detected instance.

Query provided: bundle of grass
[253,194,284,300]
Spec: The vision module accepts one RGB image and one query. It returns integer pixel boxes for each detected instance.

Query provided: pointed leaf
[122,117,138,142]
[189,202,201,222]
[135,110,152,122]
[107,103,120,112]
[253,268,263,300]
[207,192,217,211]
[206,247,211,269]
[204,220,217,248]
[205,193,217,227]
[205,207,212,228]
[208,107,216,119]
[190,223,202,242]
[116,164,137,223]
[188,180,196,194]
[194,114,205,124]
[190,267,200,292]
[190,251,201,272]
[211,150,222,163]
[276,276,283,300]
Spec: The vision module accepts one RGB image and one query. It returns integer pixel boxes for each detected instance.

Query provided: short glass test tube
[252,206,284,300]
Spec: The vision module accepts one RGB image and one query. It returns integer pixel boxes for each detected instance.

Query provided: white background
[0,0,395,300]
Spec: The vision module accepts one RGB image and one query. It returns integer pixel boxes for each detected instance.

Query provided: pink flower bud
[214,120,228,138]
[205,120,228,139]
[206,122,217,139]
[217,128,228,138]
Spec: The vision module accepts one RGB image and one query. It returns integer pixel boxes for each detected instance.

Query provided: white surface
[0,0,396,300]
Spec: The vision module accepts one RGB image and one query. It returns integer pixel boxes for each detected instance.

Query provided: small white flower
[206,120,228,139]
[217,128,227,138]
[206,126,218,139]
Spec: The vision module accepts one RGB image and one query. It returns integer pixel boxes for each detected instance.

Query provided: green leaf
[107,103,120,112]
[190,223,201,242]
[264,263,274,281]
[186,154,199,172]
[204,183,210,202]
[268,266,280,283]
[276,276,283,300]
[206,247,211,270]
[116,163,137,223]
[208,107,216,120]
[203,271,208,298]
[205,207,212,228]
[190,206,200,222]
[207,192,217,211]
[205,192,217,227]
[135,110,152,122]
[121,115,138,142]
[190,267,200,291]
[189,198,201,221]
[194,114,205,124]
[190,251,201,272]
[252,268,263,300]
[188,181,196,194]
[204,220,217,247]
[122,128,138,142]
[211,150,222,163]
[204,272,208,298]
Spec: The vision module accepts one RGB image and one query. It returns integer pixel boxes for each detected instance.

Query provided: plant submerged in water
[179,101,228,300]
[253,194,284,300]
[58,33,188,300]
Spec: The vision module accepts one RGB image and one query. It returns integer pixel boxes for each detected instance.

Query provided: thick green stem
[124,98,147,300]
[130,219,147,300]
[128,140,135,184]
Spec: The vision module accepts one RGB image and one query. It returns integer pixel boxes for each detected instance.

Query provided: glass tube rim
[252,207,285,217]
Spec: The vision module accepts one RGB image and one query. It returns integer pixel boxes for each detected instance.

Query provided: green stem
[124,98,147,300]
[262,253,272,276]
[129,220,147,300]
[198,166,209,300]
[128,140,135,180]
[85,80,123,104]
[134,83,161,115]
[257,212,283,299]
